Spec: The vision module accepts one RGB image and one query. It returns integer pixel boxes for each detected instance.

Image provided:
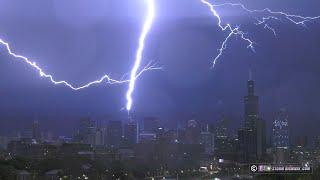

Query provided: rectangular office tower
[124,121,138,146]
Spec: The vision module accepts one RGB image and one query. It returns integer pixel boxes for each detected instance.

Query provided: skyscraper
[185,119,200,144]
[215,116,229,138]
[78,118,96,145]
[272,109,289,164]
[238,128,256,162]
[238,75,266,162]
[32,120,41,142]
[273,109,289,149]
[256,118,266,159]
[124,121,138,146]
[106,121,122,148]
[244,79,259,129]
[95,128,104,146]
[215,116,233,158]
[199,131,214,155]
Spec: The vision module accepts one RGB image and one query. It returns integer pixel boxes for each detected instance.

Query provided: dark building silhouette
[256,118,266,159]
[238,74,266,162]
[32,120,41,142]
[106,121,122,148]
[214,116,235,159]
[95,128,104,146]
[200,130,214,155]
[215,116,229,138]
[244,80,259,129]
[185,119,200,144]
[123,121,138,146]
[238,128,257,162]
[78,118,96,144]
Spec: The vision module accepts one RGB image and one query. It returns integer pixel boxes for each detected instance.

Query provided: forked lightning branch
[0,0,319,112]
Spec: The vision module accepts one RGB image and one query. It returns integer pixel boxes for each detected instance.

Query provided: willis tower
[238,72,266,163]
[244,77,259,129]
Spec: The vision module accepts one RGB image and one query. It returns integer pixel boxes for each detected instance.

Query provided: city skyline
[0,1,319,139]
[0,73,317,143]
[1,77,316,148]
[0,1,320,179]
[1,77,318,179]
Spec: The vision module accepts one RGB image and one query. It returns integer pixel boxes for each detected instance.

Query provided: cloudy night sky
[0,0,319,136]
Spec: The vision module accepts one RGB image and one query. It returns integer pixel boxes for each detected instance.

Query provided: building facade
[272,109,289,149]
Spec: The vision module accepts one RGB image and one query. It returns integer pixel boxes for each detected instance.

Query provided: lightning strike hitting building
[0,0,319,112]
[126,0,155,112]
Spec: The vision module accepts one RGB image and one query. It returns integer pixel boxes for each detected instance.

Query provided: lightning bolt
[0,38,159,90]
[0,0,158,112]
[200,0,320,68]
[212,3,320,25]
[125,0,155,112]
[1,0,319,112]
[200,0,254,68]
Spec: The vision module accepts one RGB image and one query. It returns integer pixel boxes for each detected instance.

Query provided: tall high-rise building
[238,128,257,162]
[124,121,138,146]
[272,109,289,165]
[215,116,229,138]
[200,131,214,155]
[214,116,233,158]
[106,121,122,148]
[95,128,104,146]
[256,118,266,159]
[78,118,96,145]
[273,109,289,149]
[185,119,200,144]
[244,79,259,129]
[32,120,41,142]
[238,75,266,162]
